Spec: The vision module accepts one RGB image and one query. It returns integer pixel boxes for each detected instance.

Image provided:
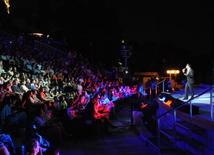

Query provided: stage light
[31,33,43,37]
[175,70,180,74]
[4,0,10,14]
[166,70,180,75]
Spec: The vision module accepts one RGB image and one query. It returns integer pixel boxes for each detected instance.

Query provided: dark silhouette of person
[182,63,194,100]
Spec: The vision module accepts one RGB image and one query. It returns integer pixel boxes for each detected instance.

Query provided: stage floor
[170,83,214,124]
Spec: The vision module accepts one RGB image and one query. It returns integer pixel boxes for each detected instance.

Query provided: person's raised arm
[182,65,190,76]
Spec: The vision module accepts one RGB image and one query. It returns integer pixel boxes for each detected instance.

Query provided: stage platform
[158,83,214,130]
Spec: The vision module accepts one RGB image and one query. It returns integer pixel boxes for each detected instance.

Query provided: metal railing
[155,79,165,94]
[211,86,214,120]
[156,85,214,150]
[144,79,165,98]
[157,86,213,119]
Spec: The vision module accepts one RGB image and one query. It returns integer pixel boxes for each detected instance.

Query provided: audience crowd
[0,32,152,155]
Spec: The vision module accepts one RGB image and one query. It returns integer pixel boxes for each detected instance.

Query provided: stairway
[137,86,214,155]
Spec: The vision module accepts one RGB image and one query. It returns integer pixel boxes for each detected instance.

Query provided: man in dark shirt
[182,63,194,100]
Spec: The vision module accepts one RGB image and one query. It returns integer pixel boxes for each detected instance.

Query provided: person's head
[31,79,36,84]
[186,63,191,69]
[8,67,12,71]
[14,78,20,85]
[39,87,44,92]
[21,80,26,85]
[26,78,31,83]
[30,90,36,96]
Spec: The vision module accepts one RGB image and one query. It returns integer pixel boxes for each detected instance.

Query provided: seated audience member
[0,133,15,155]
[38,87,53,103]
[92,94,116,132]
[20,80,30,93]
[0,142,10,155]
[33,105,64,149]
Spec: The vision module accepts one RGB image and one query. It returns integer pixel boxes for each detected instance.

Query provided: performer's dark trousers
[185,81,194,98]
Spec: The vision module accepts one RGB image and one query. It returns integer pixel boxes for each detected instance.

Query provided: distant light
[125,70,128,74]
[121,40,125,44]
[166,70,180,74]
[31,33,43,37]
[118,62,122,65]
[4,0,10,14]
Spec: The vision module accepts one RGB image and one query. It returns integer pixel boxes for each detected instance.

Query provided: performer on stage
[182,63,194,100]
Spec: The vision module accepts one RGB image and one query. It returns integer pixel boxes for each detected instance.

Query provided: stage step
[135,124,191,155]
[157,119,214,155]
[148,132,190,155]
[159,128,204,155]
[154,84,214,154]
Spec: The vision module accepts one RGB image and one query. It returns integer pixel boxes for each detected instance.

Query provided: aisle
[60,126,156,155]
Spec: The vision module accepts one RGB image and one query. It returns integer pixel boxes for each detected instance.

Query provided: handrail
[157,86,213,119]
[154,85,214,152]
[211,85,214,120]
[155,79,165,93]
[156,79,165,86]
[143,79,166,96]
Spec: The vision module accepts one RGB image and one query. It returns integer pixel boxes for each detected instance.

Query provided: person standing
[182,63,194,100]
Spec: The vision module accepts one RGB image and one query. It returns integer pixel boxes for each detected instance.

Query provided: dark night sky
[1,0,213,82]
